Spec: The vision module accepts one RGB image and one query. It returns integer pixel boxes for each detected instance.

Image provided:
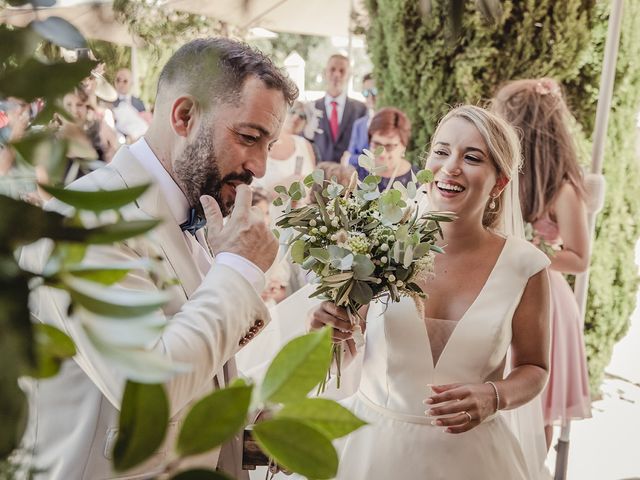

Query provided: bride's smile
[425,116,503,223]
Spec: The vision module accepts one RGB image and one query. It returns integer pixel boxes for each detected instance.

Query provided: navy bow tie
[180,207,206,235]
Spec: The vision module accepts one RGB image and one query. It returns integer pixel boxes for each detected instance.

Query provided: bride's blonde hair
[429,105,522,229]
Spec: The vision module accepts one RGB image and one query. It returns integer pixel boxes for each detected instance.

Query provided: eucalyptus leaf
[62,274,170,318]
[113,382,169,472]
[350,281,373,305]
[30,17,87,50]
[252,418,338,480]
[309,247,330,263]
[312,169,325,185]
[277,398,366,439]
[352,254,375,280]
[31,323,76,379]
[170,470,232,480]
[177,382,252,456]
[40,184,151,212]
[260,328,332,404]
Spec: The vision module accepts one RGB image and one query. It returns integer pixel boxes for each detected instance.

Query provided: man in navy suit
[312,55,366,163]
[113,67,146,112]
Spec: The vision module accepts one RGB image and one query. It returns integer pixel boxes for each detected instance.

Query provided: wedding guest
[492,77,592,449]
[62,87,119,163]
[113,67,146,112]
[352,107,416,190]
[20,37,297,479]
[304,106,552,479]
[311,54,367,163]
[347,73,377,166]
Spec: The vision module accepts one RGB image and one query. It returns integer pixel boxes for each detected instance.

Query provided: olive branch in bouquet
[273,148,456,389]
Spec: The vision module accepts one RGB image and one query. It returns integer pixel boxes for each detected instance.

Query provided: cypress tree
[365,0,640,393]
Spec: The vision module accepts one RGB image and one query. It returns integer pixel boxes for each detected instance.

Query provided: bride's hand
[423,383,497,433]
[308,301,353,343]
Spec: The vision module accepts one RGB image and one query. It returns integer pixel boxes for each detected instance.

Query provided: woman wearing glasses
[353,107,417,191]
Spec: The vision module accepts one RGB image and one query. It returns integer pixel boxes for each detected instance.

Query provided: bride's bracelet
[485,381,500,412]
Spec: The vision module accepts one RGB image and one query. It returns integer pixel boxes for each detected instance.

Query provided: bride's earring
[489,195,497,210]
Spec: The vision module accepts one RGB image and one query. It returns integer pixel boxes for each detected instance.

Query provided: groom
[20,38,298,479]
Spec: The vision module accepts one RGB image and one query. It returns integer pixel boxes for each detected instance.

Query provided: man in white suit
[20,38,298,479]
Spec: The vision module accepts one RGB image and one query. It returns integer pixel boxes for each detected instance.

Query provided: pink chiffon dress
[533,215,592,426]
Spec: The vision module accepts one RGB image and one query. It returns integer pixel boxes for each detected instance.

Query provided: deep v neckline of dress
[424,236,511,371]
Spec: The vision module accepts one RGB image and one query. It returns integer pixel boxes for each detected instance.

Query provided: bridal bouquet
[273,149,455,389]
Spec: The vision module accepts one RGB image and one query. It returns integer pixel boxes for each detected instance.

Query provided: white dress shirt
[324,91,348,124]
[129,138,265,293]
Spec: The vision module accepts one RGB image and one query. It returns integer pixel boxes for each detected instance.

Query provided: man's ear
[170,96,198,138]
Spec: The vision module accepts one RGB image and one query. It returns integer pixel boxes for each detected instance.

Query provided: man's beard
[174,129,253,217]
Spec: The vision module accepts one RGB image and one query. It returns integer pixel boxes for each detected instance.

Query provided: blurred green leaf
[113,381,168,472]
[83,219,161,244]
[0,58,96,102]
[29,0,56,6]
[58,261,150,285]
[40,184,151,212]
[170,470,232,480]
[277,398,366,439]
[62,274,170,318]
[290,239,306,264]
[260,328,332,404]
[177,381,252,456]
[31,323,76,379]
[0,382,28,458]
[252,418,338,479]
[30,17,87,50]
[416,169,434,184]
[0,25,41,63]
[86,330,191,382]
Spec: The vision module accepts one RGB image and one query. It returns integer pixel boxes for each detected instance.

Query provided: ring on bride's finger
[462,411,472,423]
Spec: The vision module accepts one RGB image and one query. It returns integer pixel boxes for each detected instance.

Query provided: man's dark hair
[363,72,374,82]
[157,37,298,109]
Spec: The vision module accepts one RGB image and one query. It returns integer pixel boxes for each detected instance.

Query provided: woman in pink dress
[492,78,592,449]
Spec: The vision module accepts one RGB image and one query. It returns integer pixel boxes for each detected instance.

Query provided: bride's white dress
[332,235,550,480]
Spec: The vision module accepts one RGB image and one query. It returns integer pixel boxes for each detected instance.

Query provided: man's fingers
[230,184,252,218]
[200,195,223,233]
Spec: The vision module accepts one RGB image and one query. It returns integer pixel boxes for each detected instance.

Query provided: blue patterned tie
[179,207,207,236]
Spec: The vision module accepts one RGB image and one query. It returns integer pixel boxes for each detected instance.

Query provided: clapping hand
[423,383,498,434]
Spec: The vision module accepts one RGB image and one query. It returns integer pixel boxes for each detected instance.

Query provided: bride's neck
[439,217,492,254]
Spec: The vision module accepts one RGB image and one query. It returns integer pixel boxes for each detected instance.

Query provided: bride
[307,105,551,479]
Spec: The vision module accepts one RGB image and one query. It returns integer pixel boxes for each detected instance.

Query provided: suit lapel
[108,148,201,297]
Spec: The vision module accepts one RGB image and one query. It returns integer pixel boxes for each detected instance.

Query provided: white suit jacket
[20,147,270,479]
